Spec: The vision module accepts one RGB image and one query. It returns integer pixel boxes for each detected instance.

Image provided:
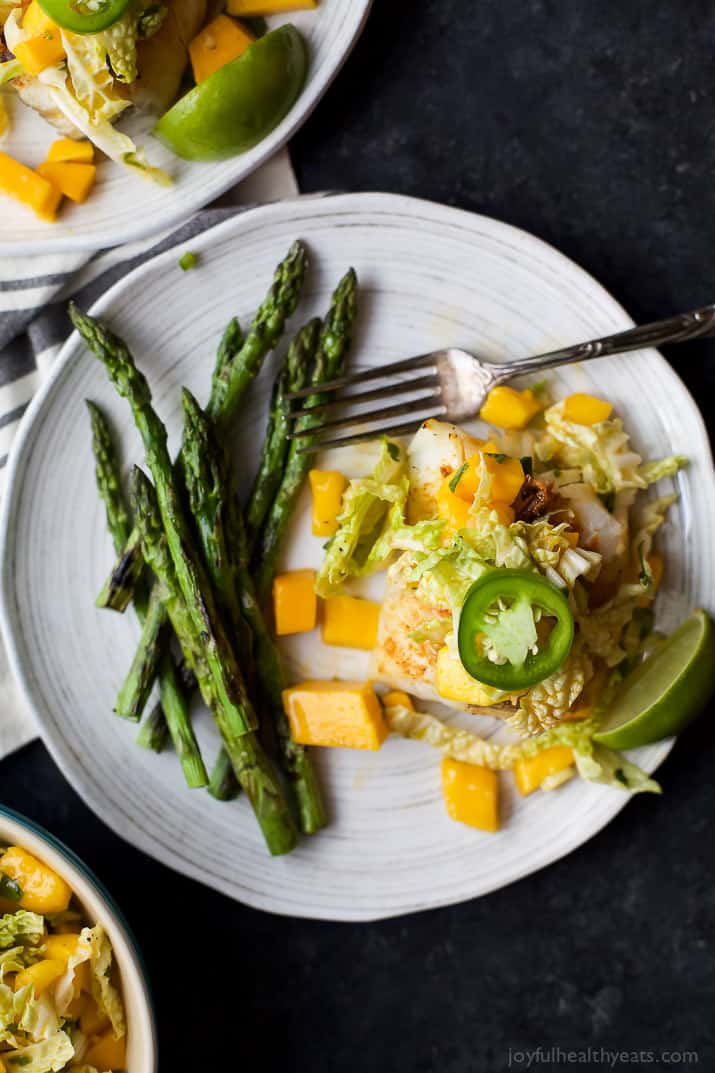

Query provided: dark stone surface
[3,2,714,1071]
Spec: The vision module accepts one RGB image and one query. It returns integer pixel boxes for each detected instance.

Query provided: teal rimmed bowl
[0,806,157,1072]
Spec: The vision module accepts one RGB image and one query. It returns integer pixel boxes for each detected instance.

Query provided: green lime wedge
[154,24,307,162]
[593,609,715,749]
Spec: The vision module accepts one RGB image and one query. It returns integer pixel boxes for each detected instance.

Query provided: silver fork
[287,303,715,451]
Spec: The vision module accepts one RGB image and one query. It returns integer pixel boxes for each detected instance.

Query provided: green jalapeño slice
[38,0,132,34]
[458,568,574,691]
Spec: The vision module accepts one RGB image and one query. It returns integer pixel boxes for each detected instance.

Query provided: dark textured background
[3,2,715,1070]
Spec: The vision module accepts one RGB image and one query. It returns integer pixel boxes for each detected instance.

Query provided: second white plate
[2,192,712,920]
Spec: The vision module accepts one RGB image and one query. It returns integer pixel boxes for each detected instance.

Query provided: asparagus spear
[71,304,258,739]
[207,239,308,426]
[208,747,240,801]
[130,467,297,854]
[87,401,207,786]
[115,585,167,721]
[95,526,143,612]
[244,318,321,554]
[135,702,170,752]
[94,241,308,615]
[253,269,358,605]
[181,388,325,830]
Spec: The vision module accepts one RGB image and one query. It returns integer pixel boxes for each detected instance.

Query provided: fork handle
[498,303,715,378]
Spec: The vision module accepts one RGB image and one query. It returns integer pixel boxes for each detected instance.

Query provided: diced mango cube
[451,441,499,501]
[83,1030,126,1071]
[441,758,499,832]
[227,0,317,13]
[482,453,524,504]
[382,691,414,711]
[273,570,317,636]
[435,646,504,707]
[321,595,381,650]
[513,746,575,795]
[0,847,71,914]
[14,958,65,995]
[480,385,540,429]
[309,469,347,536]
[485,501,515,526]
[562,393,613,426]
[0,152,63,222]
[436,475,471,531]
[80,995,111,1037]
[13,27,65,76]
[46,138,95,164]
[43,932,81,965]
[37,162,96,204]
[282,680,389,750]
[189,14,254,84]
[22,0,58,36]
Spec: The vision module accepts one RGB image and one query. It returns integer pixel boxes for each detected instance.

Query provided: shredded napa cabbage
[315,439,408,597]
[100,0,166,84]
[384,701,660,794]
[511,640,594,733]
[84,926,125,1040]
[542,399,645,494]
[2,1030,74,1072]
[638,455,688,486]
[0,911,45,953]
[60,31,130,125]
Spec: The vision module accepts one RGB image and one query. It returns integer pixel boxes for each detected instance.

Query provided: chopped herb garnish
[449,462,468,493]
[520,456,533,476]
[8,1058,31,1066]
[637,540,651,588]
[614,768,629,787]
[485,452,509,464]
[386,442,401,462]
[179,251,198,272]
[0,873,23,903]
[599,490,616,512]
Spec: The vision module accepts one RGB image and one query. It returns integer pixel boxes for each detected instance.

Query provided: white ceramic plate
[0,0,371,254]
[1,193,712,921]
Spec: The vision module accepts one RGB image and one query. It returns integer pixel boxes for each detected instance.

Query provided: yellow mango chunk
[513,746,575,795]
[80,995,111,1037]
[0,847,71,914]
[485,501,515,526]
[43,932,81,964]
[480,385,540,429]
[14,958,65,995]
[282,680,389,750]
[562,393,613,426]
[449,441,498,501]
[22,0,57,36]
[435,646,505,707]
[482,453,524,504]
[37,161,96,204]
[309,469,347,537]
[46,138,95,164]
[13,28,65,76]
[0,1056,6,1073]
[0,152,63,222]
[441,758,499,832]
[228,0,317,13]
[321,595,381,650]
[436,475,471,532]
[382,691,414,711]
[189,14,254,84]
[84,1030,126,1070]
[273,569,317,636]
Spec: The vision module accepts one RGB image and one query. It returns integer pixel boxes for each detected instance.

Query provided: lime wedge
[593,609,715,749]
[154,24,307,162]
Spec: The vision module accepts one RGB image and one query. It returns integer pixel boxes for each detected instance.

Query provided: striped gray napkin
[0,149,298,758]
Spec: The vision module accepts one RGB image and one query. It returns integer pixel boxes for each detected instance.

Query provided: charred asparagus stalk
[130,467,297,855]
[253,269,358,605]
[87,402,206,785]
[244,318,321,554]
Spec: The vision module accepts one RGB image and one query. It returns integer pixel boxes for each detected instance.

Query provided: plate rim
[1,191,712,920]
[0,0,373,255]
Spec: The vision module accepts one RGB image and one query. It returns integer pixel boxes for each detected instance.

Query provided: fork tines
[287,352,445,452]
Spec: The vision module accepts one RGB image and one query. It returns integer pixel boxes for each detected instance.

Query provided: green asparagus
[244,318,321,554]
[207,747,240,801]
[71,304,258,739]
[115,585,166,721]
[135,702,170,752]
[253,269,358,605]
[95,526,143,612]
[131,466,297,854]
[87,401,207,786]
